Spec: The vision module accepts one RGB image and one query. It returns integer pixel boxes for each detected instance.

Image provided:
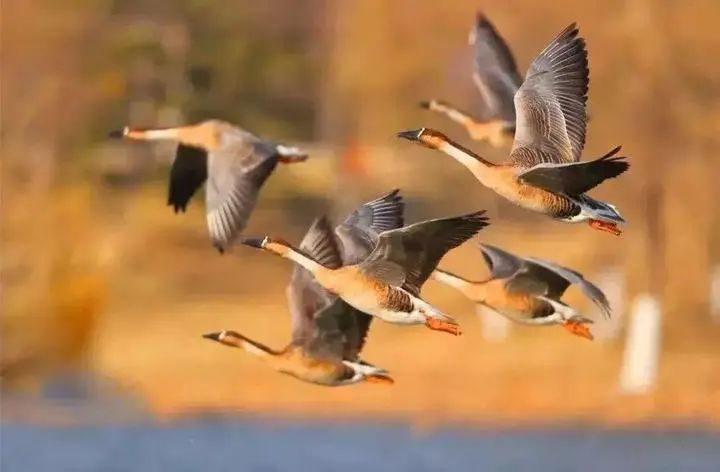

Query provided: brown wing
[478,244,524,279]
[334,189,405,265]
[305,298,372,361]
[167,144,208,213]
[524,258,611,318]
[286,216,342,345]
[509,24,588,167]
[360,211,490,296]
[469,13,522,123]
[205,130,283,252]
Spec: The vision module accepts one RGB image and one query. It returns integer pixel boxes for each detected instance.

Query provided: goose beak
[242,237,267,249]
[397,129,425,141]
[202,332,223,341]
[108,127,128,139]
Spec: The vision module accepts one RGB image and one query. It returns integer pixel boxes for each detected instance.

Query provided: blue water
[3,420,719,471]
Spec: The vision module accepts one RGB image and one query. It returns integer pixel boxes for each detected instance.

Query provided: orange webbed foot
[364,374,395,385]
[425,318,462,336]
[589,219,622,236]
[562,320,594,340]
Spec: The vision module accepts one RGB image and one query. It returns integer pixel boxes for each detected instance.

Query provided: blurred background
[3,0,720,469]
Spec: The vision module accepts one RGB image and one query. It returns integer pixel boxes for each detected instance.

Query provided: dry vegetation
[2,0,720,425]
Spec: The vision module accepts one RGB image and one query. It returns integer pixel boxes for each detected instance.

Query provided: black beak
[397,129,424,141]
[108,129,125,139]
[242,238,265,249]
[202,332,222,341]
[418,100,431,109]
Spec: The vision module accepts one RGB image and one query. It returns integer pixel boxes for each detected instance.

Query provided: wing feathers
[510,23,589,166]
[518,146,629,195]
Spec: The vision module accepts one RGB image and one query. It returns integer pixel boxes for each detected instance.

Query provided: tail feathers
[538,296,580,322]
[576,195,625,224]
[416,299,457,323]
[276,144,308,163]
[343,360,389,376]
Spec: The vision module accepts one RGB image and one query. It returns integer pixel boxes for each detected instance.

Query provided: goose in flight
[203,190,404,386]
[401,24,629,235]
[433,244,610,340]
[420,13,521,147]
[242,209,490,336]
[109,119,307,252]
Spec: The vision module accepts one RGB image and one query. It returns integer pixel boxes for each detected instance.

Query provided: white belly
[483,304,558,326]
[339,292,425,325]
[375,307,426,325]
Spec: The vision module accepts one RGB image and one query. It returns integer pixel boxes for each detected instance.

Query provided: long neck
[437,138,495,172]
[432,269,475,298]
[430,101,472,126]
[126,127,181,141]
[282,246,325,274]
[225,332,278,358]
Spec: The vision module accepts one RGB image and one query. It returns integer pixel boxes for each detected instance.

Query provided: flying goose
[203,190,405,386]
[420,13,520,147]
[243,210,490,336]
[108,119,307,252]
[433,244,610,340]
[401,24,629,235]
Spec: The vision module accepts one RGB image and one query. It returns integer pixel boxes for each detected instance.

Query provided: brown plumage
[432,244,611,340]
[420,13,520,147]
[401,24,629,235]
[244,210,490,336]
[204,191,406,386]
[108,119,307,252]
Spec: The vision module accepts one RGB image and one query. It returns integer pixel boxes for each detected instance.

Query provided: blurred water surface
[3,420,719,471]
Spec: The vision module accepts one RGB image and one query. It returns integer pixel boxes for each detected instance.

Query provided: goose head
[242,236,292,257]
[397,127,449,150]
[202,330,242,347]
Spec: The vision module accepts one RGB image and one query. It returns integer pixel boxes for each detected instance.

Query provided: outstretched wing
[509,24,588,167]
[517,146,629,196]
[360,211,490,296]
[304,298,373,361]
[287,216,342,345]
[524,257,611,318]
[334,189,405,265]
[168,144,208,212]
[469,13,522,122]
[205,130,283,252]
[478,244,524,279]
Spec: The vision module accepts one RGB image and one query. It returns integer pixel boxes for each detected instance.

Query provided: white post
[475,305,510,342]
[710,265,720,324]
[619,294,662,394]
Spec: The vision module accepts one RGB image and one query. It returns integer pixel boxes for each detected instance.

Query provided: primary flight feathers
[109,119,308,252]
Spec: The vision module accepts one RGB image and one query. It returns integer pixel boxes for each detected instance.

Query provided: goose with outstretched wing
[243,206,489,336]
[432,244,611,340]
[420,13,520,147]
[402,24,629,235]
[109,119,307,252]
[203,190,405,386]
